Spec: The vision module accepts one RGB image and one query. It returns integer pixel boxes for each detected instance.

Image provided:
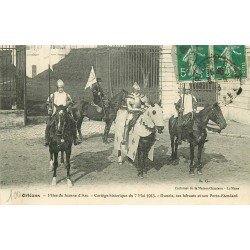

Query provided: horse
[114,102,164,178]
[48,105,74,187]
[169,102,227,175]
[72,87,128,143]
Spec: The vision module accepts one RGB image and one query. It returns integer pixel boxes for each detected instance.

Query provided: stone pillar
[159,45,178,119]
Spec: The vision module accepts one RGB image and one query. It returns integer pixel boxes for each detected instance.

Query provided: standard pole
[23,46,27,125]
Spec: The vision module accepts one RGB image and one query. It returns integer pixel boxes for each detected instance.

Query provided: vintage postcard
[0,45,249,205]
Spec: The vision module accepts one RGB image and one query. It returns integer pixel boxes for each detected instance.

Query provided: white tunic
[47,91,72,114]
[173,93,197,117]
[182,93,195,115]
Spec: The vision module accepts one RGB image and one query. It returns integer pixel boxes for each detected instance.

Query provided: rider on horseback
[121,82,149,146]
[44,79,78,146]
[90,78,108,120]
[174,83,198,145]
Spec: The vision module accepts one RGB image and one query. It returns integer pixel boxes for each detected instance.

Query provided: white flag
[85,66,97,90]
[50,64,53,71]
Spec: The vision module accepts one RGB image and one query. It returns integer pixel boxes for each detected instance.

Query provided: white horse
[114,103,164,177]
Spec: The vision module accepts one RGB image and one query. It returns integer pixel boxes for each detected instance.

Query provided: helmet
[133,82,140,91]
[57,79,64,88]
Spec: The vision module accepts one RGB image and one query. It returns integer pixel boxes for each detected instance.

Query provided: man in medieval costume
[44,79,79,146]
[174,83,198,145]
[121,82,149,146]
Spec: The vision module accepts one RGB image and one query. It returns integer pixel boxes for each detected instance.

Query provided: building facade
[160,45,250,124]
[26,45,97,78]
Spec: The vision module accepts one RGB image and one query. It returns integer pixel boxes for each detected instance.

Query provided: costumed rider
[90,77,108,119]
[91,78,105,107]
[44,79,79,146]
[174,83,198,145]
[121,82,149,146]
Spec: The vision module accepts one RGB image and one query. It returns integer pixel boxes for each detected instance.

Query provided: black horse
[169,102,227,175]
[115,103,164,178]
[49,106,74,187]
[72,86,128,143]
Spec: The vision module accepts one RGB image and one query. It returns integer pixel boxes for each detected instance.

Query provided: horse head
[209,102,227,132]
[110,89,128,108]
[144,103,164,133]
[54,105,67,136]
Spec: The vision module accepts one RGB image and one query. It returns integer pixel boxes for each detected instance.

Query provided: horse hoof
[51,177,57,186]
[67,179,73,188]
[197,170,203,175]
[137,173,143,178]
[118,156,122,165]
[49,160,54,172]
[189,170,195,176]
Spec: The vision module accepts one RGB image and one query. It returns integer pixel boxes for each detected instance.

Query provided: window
[32,65,37,78]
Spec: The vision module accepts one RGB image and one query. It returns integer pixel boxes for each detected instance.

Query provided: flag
[85,66,97,90]
[49,64,53,71]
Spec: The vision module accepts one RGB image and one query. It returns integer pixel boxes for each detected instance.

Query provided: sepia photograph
[0,45,249,204]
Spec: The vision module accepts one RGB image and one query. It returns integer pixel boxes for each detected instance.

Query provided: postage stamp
[0,45,250,205]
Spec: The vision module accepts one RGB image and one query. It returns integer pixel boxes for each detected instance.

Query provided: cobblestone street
[1,119,250,188]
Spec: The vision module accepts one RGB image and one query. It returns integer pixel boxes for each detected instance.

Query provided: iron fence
[95,45,161,103]
[0,45,26,111]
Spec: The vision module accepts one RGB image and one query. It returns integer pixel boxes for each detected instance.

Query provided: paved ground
[1,119,250,188]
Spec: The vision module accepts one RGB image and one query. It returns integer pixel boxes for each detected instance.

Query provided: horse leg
[142,146,147,176]
[103,119,112,143]
[118,150,122,164]
[189,144,195,176]
[52,152,58,186]
[197,142,204,175]
[76,116,84,141]
[66,148,73,188]
[49,150,54,172]
[170,136,175,160]
[137,144,143,178]
[174,138,179,160]
[60,151,65,168]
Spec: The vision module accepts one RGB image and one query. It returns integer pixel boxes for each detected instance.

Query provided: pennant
[85,66,97,90]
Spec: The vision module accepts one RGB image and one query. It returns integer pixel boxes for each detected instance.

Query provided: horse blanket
[114,109,154,162]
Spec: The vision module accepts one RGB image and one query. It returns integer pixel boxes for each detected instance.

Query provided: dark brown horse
[169,102,227,175]
[115,103,164,178]
[49,106,74,187]
[72,88,128,143]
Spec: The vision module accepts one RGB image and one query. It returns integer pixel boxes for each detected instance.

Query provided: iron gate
[0,45,26,110]
[95,45,161,103]
[190,81,218,107]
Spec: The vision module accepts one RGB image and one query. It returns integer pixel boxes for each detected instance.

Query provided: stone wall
[160,45,250,124]
[0,110,25,128]
[160,45,178,119]
[220,46,250,124]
